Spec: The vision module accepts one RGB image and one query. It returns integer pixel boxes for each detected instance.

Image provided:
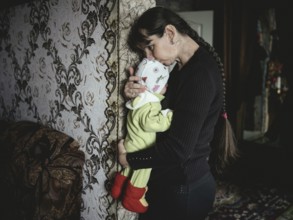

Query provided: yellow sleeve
[139,102,173,132]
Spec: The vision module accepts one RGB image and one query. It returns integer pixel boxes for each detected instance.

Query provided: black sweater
[127,47,223,185]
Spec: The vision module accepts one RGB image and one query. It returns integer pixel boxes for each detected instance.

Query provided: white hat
[135,58,169,94]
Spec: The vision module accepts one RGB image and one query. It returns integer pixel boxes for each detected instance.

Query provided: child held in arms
[111,58,173,213]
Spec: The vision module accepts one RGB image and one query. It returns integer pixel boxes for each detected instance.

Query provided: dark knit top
[126,46,223,185]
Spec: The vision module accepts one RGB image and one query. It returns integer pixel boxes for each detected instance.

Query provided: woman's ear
[164,25,177,45]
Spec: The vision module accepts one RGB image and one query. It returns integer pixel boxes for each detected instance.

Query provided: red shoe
[111,172,127,199]
[122,180,148,213]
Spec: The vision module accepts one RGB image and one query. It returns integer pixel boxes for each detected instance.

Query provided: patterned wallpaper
[0,0,155,219]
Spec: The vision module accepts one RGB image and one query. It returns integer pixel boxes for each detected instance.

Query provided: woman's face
[139,29,178,66]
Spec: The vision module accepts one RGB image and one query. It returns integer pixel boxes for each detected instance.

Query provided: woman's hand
[124,67,146,99]
[118,139,129,168]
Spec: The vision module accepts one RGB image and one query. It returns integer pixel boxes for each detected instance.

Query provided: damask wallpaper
[0,0,155,219]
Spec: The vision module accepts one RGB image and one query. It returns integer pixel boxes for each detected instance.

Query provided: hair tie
[222,112,228,119]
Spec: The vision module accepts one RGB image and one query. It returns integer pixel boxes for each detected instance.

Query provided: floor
[206,138,293,219]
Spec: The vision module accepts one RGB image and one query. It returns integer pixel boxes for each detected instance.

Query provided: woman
[117,6,237,220]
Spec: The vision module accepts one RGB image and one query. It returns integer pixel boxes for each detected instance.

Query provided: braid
[196,36,227,116]
[190,31,238,175]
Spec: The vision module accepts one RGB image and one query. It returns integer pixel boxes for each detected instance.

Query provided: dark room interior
[1,0,292,219]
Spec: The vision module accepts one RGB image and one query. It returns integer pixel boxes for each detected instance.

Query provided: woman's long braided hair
[127,6,238,174]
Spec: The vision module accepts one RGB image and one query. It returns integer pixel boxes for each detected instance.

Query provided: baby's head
[135,58,169,94]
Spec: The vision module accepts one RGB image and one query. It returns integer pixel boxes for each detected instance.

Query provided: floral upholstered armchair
[0,120,85,220]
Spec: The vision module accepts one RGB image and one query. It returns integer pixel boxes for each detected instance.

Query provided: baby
[111,58,173,213]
